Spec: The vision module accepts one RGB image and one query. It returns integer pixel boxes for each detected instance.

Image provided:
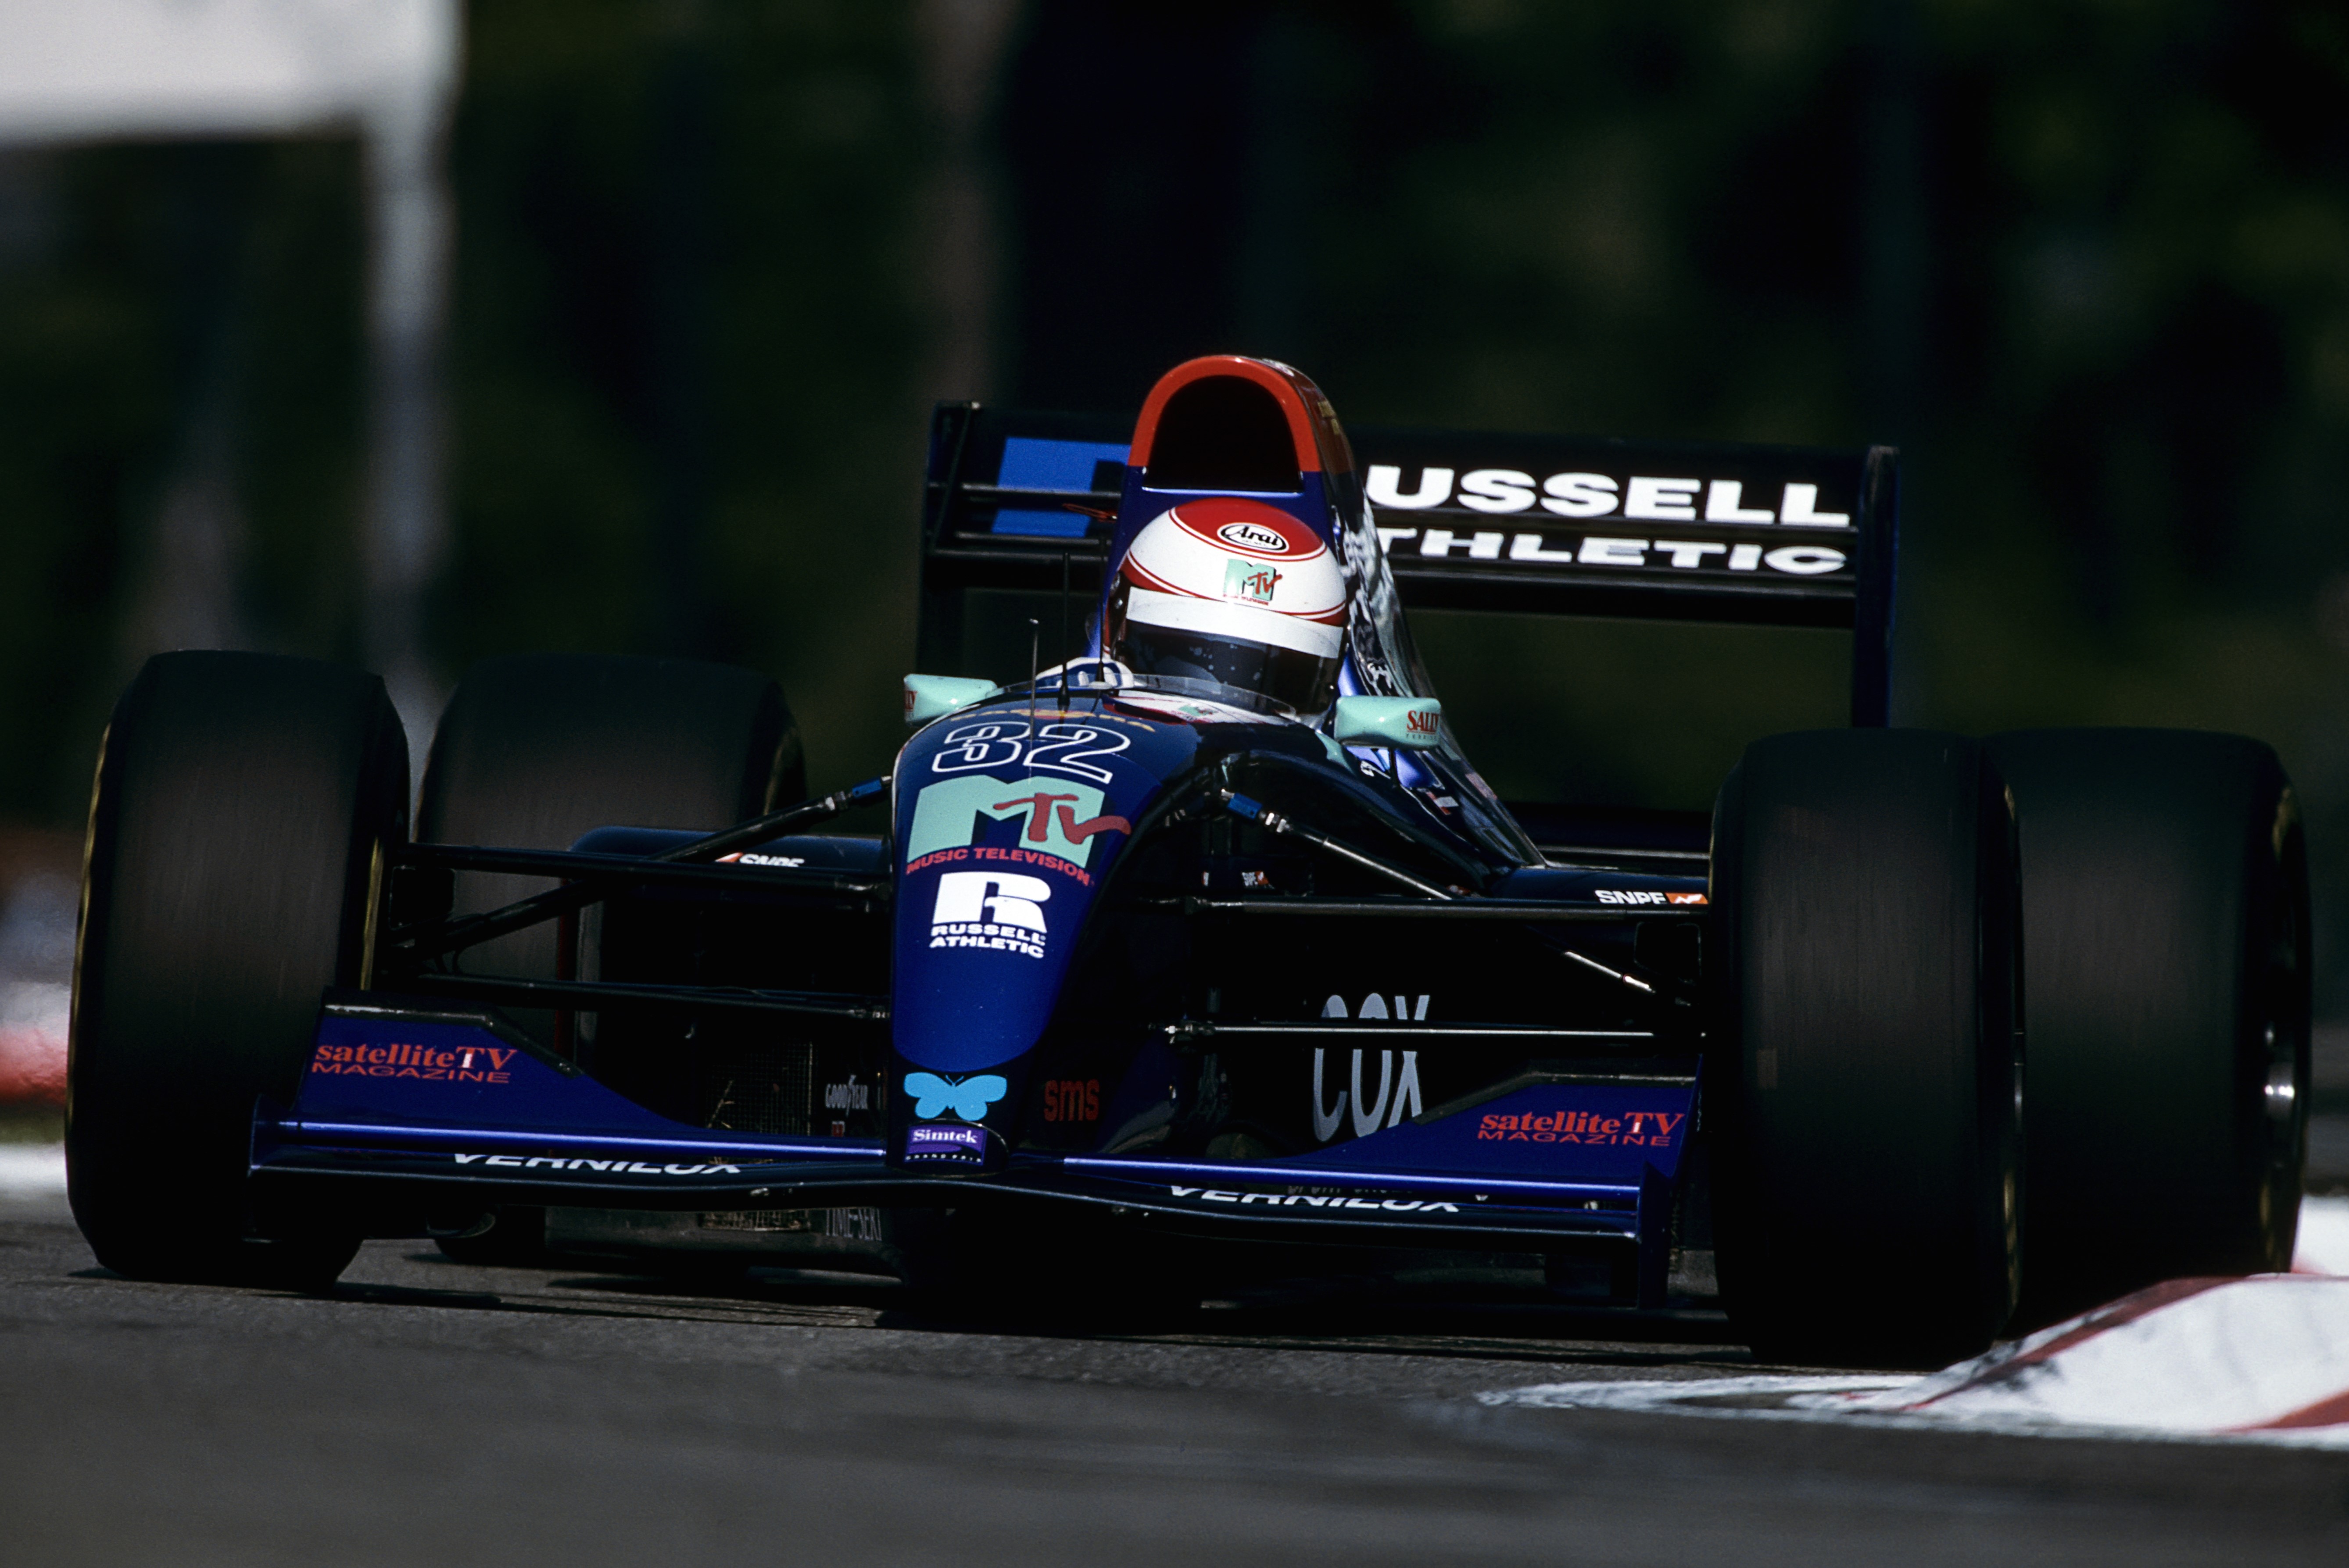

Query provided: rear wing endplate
[917,403,1897,726]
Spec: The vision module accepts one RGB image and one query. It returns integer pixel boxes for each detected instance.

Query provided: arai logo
[1217,519,1290,554]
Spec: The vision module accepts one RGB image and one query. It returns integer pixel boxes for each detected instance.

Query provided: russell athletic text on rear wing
[916,402,1898,726]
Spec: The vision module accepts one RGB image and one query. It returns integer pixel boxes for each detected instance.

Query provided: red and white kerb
[1115,498,1345,658]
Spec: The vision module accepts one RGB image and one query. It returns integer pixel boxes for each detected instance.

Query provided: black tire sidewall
[68,653,408,1275]
[1990,728,2310,1319]
[1712,729,2022,1367]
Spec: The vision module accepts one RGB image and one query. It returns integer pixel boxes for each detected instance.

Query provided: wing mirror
[903,675,998,726]
[1331,696,1444,750]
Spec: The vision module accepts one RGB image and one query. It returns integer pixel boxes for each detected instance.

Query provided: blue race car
[66,355,2310,1365]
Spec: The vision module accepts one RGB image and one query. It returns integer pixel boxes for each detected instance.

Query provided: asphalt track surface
[0,1186,2344,1566]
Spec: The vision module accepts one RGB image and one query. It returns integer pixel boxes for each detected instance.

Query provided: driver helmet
[1103,498,1346,717]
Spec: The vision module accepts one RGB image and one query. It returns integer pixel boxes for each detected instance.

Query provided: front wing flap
[254,997,1695,1280]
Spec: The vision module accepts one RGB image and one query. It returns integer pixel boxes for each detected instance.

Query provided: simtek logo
[906,1124,987,1162]
[929,869,1050,959]
[312,1042,517,1083]
[1477,1109,1685,1147]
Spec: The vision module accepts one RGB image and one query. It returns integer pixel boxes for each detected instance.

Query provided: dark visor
[1115,623,1337,716]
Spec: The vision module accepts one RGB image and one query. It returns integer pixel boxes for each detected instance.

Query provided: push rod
[1167,896,1705,922]
[1162,1021,1657,1046]
[1218,790,1460,900]
[403,971,891,1022]
[391,775,889,959]
[399,843,886,900]
[1212,791,1672,1001]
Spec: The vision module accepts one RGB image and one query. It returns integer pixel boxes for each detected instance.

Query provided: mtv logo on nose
[928,870,1052,958]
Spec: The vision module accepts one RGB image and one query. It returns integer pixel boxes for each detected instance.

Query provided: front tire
[68,653,408,1289]
[416,653,801,1264]
[1711,729,2022,1368]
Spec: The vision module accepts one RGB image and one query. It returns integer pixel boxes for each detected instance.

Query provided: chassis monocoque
[66,356,2311,1366]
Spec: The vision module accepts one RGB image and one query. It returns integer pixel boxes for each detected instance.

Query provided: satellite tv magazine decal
[311,1041,517,1084]
[1479,1109,1686,1147]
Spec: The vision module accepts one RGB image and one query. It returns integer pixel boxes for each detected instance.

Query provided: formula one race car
[65,356,2311,1365]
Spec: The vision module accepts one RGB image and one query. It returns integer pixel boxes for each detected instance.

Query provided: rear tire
[68,652,408,1290]
[1989,729,2309,1324]
[1711,730,2022,1368]
[416,653,801,1264]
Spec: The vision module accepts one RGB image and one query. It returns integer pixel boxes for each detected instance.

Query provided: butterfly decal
[904,1072,1010,1122]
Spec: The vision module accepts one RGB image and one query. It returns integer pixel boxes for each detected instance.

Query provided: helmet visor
[1112,620,1339,717]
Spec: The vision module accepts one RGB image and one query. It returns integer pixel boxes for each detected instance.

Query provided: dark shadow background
[0,0,2343,1000]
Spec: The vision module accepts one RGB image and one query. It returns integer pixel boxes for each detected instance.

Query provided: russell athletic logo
[1364,466,1850,525]
[312,1042,516,1083]
[1478,1109,1686,1147]
[927,870,1051,959]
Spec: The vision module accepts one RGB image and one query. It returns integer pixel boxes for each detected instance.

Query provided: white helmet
[1103,499,1346,717]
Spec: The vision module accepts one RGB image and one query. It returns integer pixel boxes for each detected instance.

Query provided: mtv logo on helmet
[1223,558,1282,604]
[929,870,1052,959]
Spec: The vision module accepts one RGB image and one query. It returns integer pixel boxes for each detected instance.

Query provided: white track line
[1486,1256,2349,1448]
[0,1143,64,1197]
[1479,1375,2349,1449]
[2293,1194,2349,1275]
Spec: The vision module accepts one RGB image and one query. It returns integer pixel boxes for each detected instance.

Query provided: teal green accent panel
[1332,695,1444,750]
[903,674,999,726]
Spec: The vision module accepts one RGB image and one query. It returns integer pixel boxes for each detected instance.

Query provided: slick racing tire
[417,653,800,1264]
[1711,730,2022,1369]
[68,652,408,1291]
[1988,729,2309,1325]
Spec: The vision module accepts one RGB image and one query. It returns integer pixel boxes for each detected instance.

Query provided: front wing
[252,997,1697,1302]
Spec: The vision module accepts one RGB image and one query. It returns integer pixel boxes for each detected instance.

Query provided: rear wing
[916,402,1898,725]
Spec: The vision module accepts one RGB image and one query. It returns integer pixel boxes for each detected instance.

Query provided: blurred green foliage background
[0,0,2343,998]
